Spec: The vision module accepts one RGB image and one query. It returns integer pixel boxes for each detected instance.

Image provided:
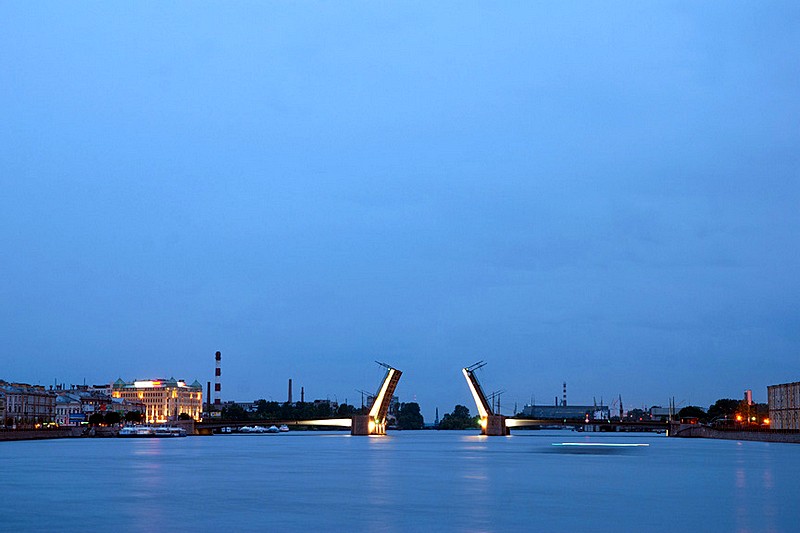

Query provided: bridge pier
[351,415,386,436]
[352,364,402,436]
[482,415,508,436]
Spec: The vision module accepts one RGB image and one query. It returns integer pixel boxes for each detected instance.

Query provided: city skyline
[2,3,799,422]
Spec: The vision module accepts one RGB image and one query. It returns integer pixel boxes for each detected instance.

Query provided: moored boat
[118,425,186,438]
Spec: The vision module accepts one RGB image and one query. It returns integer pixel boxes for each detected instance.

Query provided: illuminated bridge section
[194,362,403,436]
[462,362,507,436]
[353,363,402,436]
[462,363,492,419]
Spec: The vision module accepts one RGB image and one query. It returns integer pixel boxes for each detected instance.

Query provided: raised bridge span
[194,363,402,436]
[462,362,669,435]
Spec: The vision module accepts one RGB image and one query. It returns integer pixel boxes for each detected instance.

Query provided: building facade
[55,393,84,426]
[767,381,800,430]
[0,391,6,426]
[54,390,146,426]
[0,382,56,428]
[111,378,203,423]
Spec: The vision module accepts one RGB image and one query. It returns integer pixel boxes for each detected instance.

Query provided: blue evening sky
[2,2,798,419]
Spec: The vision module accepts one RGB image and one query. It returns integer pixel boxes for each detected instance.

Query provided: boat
[154,426,187,437]
[119,426,153,437]
[267,425,280,433]
[118,425,186,438]
[279,425,289,432]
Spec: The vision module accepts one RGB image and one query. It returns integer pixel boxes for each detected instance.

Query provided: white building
[112,378,203,423]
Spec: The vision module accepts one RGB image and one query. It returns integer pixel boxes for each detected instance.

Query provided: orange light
[763,418,770,425]
[736,415,743,422]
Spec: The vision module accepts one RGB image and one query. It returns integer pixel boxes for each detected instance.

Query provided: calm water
[1,430,797,532]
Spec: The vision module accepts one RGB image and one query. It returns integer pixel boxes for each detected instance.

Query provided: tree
[255,400,281,419]
[678,406,706,422]
[125,411,143,423]
[737,401,770,425]
[626,408,647,421]
[336,403,358,417]
[88,413,104,426]
[438,405,479,430]
[222,403,249,420]
[707,399,740,421]
[178,412,193,420]
[397,402,424,430]
[104,411,121,426]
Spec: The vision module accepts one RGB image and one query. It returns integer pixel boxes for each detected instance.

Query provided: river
[1,430,797,532]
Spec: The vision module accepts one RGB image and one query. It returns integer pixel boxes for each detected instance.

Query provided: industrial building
[522,404,611,421]
[521,382,611,421]
[111,378,203,423]
[767,381,800,430]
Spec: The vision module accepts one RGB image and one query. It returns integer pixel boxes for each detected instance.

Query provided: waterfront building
[54,390,146,426]
[0,382,56,428]
[110,396,147,418]
[111,378,203,423]
[55,393,84,426]
[767,381,800,430]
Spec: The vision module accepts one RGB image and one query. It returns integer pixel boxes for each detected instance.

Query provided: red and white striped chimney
[214,351,221,407]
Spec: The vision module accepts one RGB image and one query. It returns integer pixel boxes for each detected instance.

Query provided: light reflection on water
[1,431,799,532]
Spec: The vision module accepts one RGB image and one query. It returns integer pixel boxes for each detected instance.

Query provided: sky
[2,2,799,421]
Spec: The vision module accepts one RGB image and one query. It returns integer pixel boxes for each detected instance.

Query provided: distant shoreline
[670,423,800,444]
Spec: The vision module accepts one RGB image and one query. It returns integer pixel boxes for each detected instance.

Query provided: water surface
[1,430,796,532]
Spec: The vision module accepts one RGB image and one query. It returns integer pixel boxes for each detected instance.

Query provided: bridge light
[763,418,770,425]
[480,418,488,429]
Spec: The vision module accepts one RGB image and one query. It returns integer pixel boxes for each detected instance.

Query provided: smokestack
[301,386,304,403]
[288,378,293,404]
[214,351,221,406]
[207,381,211,412]
[745,389,753,405]
[562,382,567,407]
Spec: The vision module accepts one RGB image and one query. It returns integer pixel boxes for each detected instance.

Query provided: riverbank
[0,427,84,441]
[670,423,800,444]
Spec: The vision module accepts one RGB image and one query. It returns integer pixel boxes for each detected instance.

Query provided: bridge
[194,363,402,436]
[462,361,509,435]
[462,362,669,435]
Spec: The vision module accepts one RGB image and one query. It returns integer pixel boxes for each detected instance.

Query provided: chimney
[288,379,293,404]
[214,351,221,406]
